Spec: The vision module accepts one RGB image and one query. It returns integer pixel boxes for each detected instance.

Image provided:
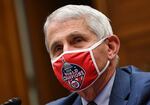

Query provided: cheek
[92,46,108,71]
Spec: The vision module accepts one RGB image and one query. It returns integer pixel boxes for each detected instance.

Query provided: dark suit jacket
[46,66,150,105]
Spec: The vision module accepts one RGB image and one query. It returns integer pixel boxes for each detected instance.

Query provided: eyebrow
[67,31,87,39]
[49,31,86,51]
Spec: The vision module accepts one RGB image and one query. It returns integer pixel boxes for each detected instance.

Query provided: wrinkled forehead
[45,15,86,35]
[45,18,93,49]
[46,17,89,37]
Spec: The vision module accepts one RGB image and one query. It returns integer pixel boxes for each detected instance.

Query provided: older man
[44,5,150,105]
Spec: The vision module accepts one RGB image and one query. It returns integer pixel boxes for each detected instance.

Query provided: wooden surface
[95,0,150,71]
[0,0,29,104]
[23,1,70,105]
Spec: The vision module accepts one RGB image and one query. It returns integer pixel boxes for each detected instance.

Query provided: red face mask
[51,37,110,92]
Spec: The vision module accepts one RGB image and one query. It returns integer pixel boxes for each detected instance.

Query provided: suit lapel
[109,67,131,105]
[72,95,82,105]
[72,67,132,105]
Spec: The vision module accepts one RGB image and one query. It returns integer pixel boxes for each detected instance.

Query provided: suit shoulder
[46,93,79,105]
[120,65,150,83]
[119,65,150,74]
[117,66,150,103]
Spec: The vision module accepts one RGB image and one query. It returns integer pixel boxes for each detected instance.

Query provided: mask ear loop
[89,36,110,75]
[75,59,110,92]
[90,37,108,50]
[97,60,110,75]
[90,49,110,75]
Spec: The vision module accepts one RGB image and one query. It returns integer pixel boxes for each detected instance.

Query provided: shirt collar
[81,71,116,105]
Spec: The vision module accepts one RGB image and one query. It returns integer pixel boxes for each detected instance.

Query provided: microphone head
[3,97,21,105]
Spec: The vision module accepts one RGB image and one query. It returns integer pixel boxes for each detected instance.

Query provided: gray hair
[44,4,113,51]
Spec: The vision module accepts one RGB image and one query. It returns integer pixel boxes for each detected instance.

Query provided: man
[43,5,150,105]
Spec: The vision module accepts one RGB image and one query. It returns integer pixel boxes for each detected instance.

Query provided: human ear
[106,35,120,60]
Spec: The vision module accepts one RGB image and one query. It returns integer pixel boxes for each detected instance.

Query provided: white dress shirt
[81,72,116,105]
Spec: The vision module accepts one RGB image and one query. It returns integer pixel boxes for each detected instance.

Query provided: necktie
[87,101,97,105]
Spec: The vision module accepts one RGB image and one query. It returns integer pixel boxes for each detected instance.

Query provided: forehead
[46,19,92,46]
[47,18,88,35]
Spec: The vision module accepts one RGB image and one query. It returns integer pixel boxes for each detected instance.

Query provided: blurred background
[0,0,150,105]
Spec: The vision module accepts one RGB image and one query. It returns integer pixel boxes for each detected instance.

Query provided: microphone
[1,97,21,105]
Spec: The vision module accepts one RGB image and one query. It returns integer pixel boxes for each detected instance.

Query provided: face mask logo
[61,57,85,89]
